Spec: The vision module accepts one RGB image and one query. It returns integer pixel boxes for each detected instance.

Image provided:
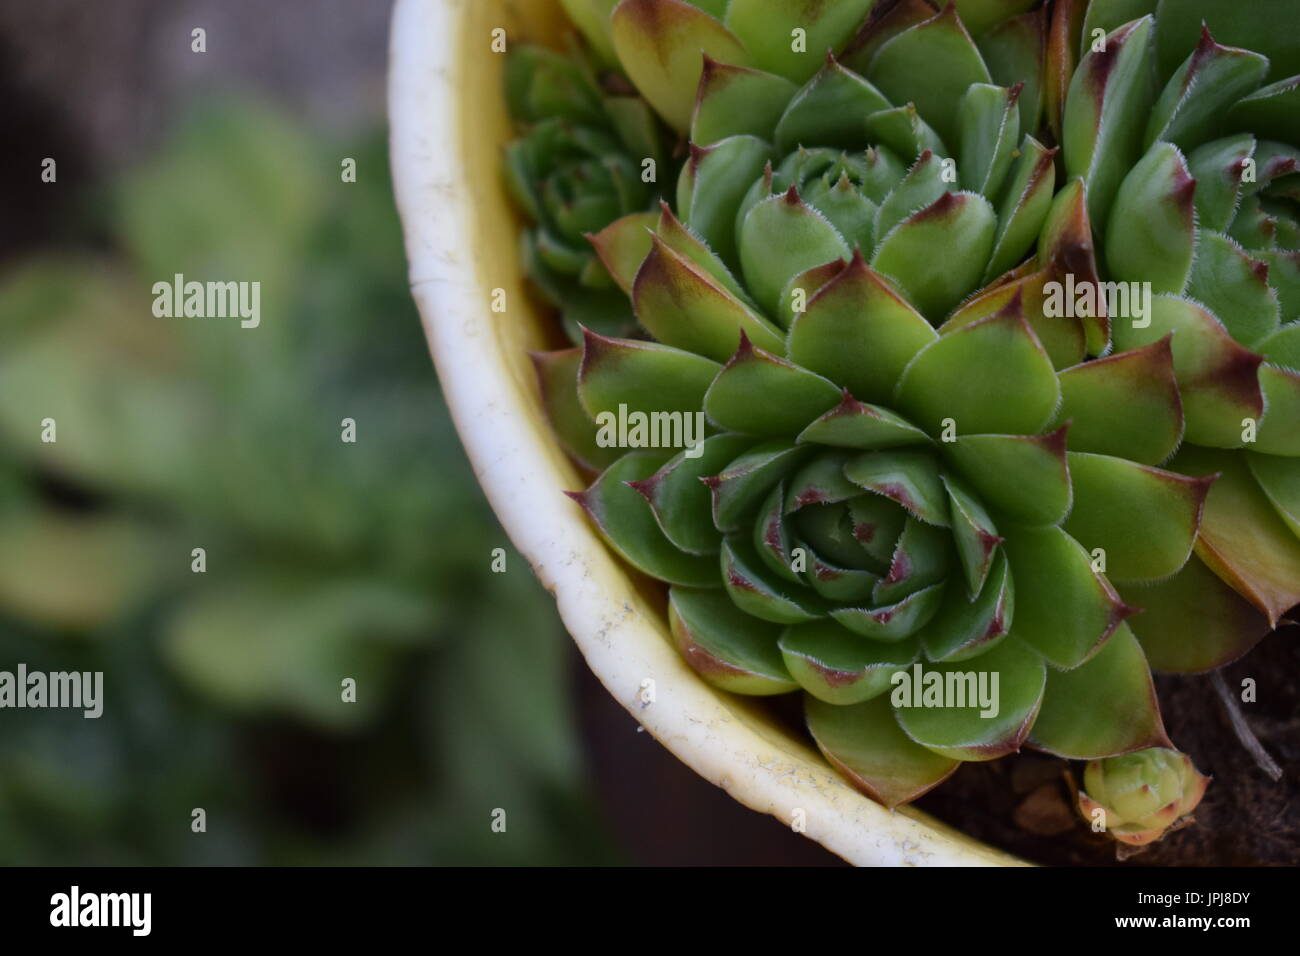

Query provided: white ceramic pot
[388,0,1025,866]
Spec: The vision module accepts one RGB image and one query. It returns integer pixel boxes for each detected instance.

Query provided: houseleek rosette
[520,0,1300,824]
[1079,747,1210,846]
[541,189,1201,804]
[505,44,667,339]
[1047,7,1300,672]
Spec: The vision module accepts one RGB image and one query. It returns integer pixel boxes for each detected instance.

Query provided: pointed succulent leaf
[1172,445,1300,627]
[844,449,951,527]
[1002,524,1135,669]
[784,453,864,512]
[1112,295,1264,449]
[1152,0,1300,80]
[866,4,993,149]
[1035,177,1108,355]
[1105,141,1197,295]
[1227,193,1278,251]
[723,0,878,83]
[668,586,798,694]
[794,500,876,570]
[678,137,774,268]
[1187,231,1281,348]
[1186,134,1255,233]
[945,427,1072,526]
[773,55,892,154]
[779,621,917,705]
[577,328,722,423]
[777,258,852,328]
[588,212,659,297]
[805,693,958,808]
[984,136,1057,282]
[1145,26,1270,149]
[803,552,881,604]
[1043,0,1089,142]
[569,451,718,586]
[874,150,948,242]
[1062,16,1156,231]
[895,636,1046,762]
[873,517,951,605]
[920,548,1014,662]
[1119,554,1271,673]
[610,0,750,133]
[958,82,1022,199]
[630,433,754,554]
[703,334,842,436]
[1053,337,1184,465]
[1063,452,1213,582]
[557,0,622,66]
[944,266,1085,369]
[829,582,947,642]
[753,482,803,584]
[652,201,753,303]
[705,440,810,533]
[1229,76,1300,145]
[1248,140,1300,197]
[978,8,1047,135]
[632,234,786,360]
[721,535,826,624]
[740,187,851,320]
[840,0,939,73]
[797,390,931,451]
[940,0,1040,37]
[943,473,1003,598]
[532,349,624,471]
[1078,0,1156,55]
[787,252,938,404]
[800,173,878,257]
[1030,624,1169,759]
[895,306,1060,435]
[847,495,909,568]
[872,193,997,321]
[691,57,799,145]
[863,104,949,163]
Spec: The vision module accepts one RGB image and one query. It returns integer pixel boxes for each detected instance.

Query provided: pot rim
[388,0,1026,867]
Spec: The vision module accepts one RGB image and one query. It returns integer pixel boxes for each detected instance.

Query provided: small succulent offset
[514,0,1300,849]
[505,43,669,340]
[1079,747,1210,846]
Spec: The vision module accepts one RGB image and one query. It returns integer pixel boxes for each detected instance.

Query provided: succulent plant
[1078,747,1210,846]
[1045,6,1300,676]
[505,43,668,339]
[517,0,1300,838]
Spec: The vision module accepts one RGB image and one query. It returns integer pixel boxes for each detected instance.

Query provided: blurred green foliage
[0,102,620,865]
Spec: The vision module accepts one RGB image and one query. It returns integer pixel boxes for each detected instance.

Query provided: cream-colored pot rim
[388,0,1025,866]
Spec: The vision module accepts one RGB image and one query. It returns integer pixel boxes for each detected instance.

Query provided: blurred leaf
[0,508,165,631]
[163,571,439,729]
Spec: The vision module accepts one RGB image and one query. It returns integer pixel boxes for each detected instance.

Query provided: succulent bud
[1078,748,1211,846]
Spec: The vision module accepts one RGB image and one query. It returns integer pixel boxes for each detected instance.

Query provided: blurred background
[0,0,835,865]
